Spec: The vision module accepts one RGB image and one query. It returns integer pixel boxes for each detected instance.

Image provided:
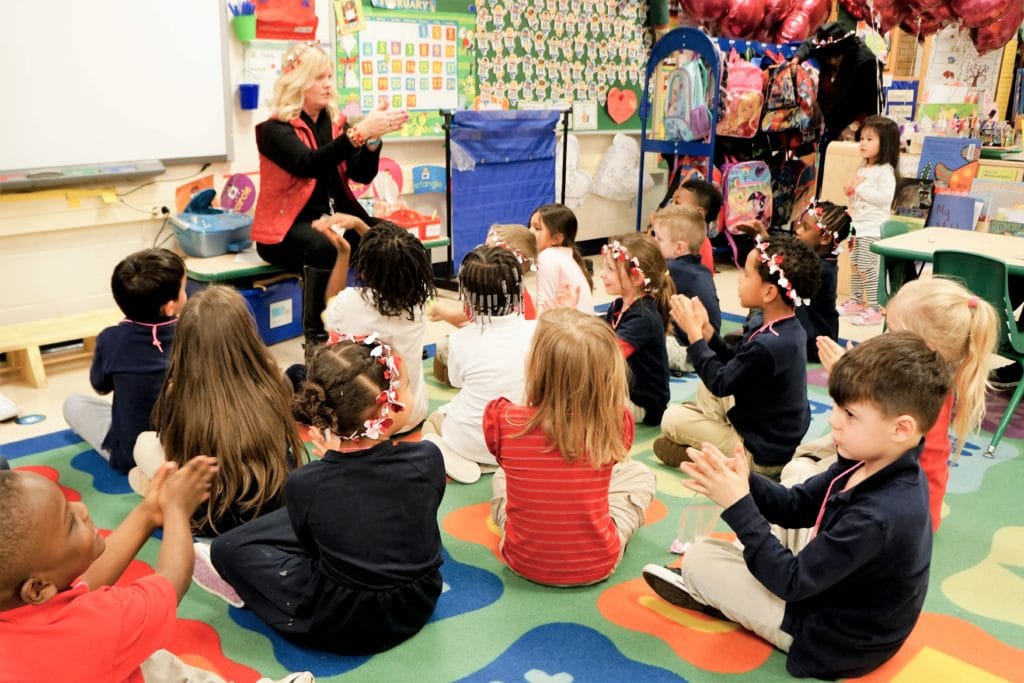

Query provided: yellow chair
[932,250,1024,458]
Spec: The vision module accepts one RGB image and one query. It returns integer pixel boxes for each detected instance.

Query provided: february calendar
[355,17,460,111]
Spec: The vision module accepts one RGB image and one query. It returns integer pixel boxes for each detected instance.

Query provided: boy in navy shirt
[651,204,722,374]
[644,332,949,680]
[63,248,186,472]
[655,234,820,479]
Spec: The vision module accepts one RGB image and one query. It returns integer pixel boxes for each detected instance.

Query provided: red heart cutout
[607,88,638,125]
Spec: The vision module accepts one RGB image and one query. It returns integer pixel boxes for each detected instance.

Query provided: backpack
[720,159,773,235]
[664,59,713,142]
[771,158,816,228]
[760,57,820,135]
[716,50,764,139]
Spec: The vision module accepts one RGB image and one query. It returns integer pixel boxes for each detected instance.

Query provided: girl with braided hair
[422,245,537,484]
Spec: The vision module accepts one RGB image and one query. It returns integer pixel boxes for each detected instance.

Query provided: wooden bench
[0,308,122,388]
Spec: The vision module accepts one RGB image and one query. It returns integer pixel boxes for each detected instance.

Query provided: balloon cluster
[680,0,832,42]
[840,0,1023,53]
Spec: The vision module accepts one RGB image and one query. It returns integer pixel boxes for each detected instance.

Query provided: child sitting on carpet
[787,277,998,533]
[485,308,656,586]
[132,286,306,537]
[320,220,435,429]
[206,334,445,655]
[600,233,673,426]
[0,457,238,681]
[671,178,722,274]
[650,204,722,374]
[63,248,186,473]
[737,199,853,362]
[643,332,951,679]
[422,246,537,484]
[430,223,538,385]
[529,203,594,314]
[654,234,821,480]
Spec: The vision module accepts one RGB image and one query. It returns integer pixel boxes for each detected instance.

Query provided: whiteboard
[0,0,231,172]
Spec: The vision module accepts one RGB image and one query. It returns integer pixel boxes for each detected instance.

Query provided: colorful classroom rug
[2,355,1022,682]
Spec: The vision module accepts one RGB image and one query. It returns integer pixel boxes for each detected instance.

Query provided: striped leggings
[850,236,880,309]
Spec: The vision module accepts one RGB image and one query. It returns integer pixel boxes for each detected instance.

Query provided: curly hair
[352,221,436,320]
[799,200,852,254]
[292,340,391,437]
[0,471,29,593]
[458,245,524,320]
[754,233,822,309]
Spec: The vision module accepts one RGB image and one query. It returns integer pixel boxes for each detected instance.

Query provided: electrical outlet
[151,206,161,218]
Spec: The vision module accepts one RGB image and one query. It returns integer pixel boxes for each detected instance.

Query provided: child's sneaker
[852,308,883,326]
[653,436,692,468]
[192,542,244,608]
[641,564,726,618]
[422,433,481,484]
[257,673,315,683]
[837,298,866,316]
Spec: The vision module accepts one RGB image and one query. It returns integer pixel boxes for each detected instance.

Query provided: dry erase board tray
[0,160,166,193]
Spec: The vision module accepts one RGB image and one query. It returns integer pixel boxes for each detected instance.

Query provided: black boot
[302,265,332,363]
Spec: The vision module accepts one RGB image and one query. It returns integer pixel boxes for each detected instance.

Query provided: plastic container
[239,83,259,110]
[383,208,442,240]
[232,14,257,42]
[172,189,253,257]
[676,502,722,553]
[241,278,303,345]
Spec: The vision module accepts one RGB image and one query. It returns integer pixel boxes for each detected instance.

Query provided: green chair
[932,250,1024,458]
[876,218,919,307]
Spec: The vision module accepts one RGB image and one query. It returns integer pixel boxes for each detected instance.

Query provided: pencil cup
[676,502,721,554]
[239,83,260,110]
[232,14,257,43]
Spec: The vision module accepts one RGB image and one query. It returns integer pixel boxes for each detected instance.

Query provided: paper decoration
[349,157,403,198]
[220,174,257,213]
[590,134,653,202]
[474,0,646,115]
[412,165,446,193]
[175,175,215,213]
[335,0,366,35]
[606,87,638,124]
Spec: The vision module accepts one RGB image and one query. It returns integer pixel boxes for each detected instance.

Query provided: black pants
[256,221,360,273]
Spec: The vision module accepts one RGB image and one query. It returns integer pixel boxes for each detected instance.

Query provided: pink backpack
[716,50,764,139]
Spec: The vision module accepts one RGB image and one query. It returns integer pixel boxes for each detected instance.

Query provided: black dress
[211,439,446,654]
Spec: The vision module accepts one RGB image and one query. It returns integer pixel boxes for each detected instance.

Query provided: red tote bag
[256,0,318,40]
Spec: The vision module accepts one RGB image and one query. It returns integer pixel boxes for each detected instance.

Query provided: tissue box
[383,209,442,240]
[240,278,303,345]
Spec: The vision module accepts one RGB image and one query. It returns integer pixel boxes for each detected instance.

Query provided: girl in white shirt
[318,221,435,429]
[840,115,899,326]
[529,203,594,314]
[422,245,537,484]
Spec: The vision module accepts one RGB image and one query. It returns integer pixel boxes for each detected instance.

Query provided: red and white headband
[602,240,651,290]
[324,330,405,441]
[755,236,809,307]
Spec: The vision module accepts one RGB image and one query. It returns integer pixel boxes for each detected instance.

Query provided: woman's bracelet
[346,126,368,147]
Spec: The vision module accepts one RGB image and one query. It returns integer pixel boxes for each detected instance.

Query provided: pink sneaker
[852,308,884,326]
[192,542,244,607]
[837,298,866,316]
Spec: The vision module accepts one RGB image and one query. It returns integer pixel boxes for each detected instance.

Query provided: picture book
[917,136,982,193]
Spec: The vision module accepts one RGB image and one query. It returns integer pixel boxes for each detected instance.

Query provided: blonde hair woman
[251,41,408,352]
[133,286,307,535]
[483,308,656,586]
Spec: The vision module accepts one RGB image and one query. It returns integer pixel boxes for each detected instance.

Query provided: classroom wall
[0,6,661,326]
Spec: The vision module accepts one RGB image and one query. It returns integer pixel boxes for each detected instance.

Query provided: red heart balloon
[798,0,832,28]
[951,0,1014,28]
[971,0,1024,52]
[763,0,793,29]
[682,0,730,22]
[721,0,766,38]
[607,88,638,124]
[774,11,812,42]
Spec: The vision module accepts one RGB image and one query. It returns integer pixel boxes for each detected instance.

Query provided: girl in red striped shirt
[484,308,657,586]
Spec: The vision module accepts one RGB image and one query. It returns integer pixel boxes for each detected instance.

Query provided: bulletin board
[336,0,648,136]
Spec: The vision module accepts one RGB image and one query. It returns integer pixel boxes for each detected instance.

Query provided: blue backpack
[664,60,712,142]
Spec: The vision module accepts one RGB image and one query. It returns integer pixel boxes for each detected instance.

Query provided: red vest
[251,116,370,244]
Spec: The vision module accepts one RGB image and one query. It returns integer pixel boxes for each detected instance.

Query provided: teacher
[251,41,408,350]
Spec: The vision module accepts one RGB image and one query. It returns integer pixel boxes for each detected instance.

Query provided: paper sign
[175,175,215,213]
[412,165,446,193]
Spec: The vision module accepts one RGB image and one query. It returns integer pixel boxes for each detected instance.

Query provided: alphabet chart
[354,17,460,111]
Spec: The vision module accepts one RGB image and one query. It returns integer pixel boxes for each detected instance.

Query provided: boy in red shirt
[0,457,266,682]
